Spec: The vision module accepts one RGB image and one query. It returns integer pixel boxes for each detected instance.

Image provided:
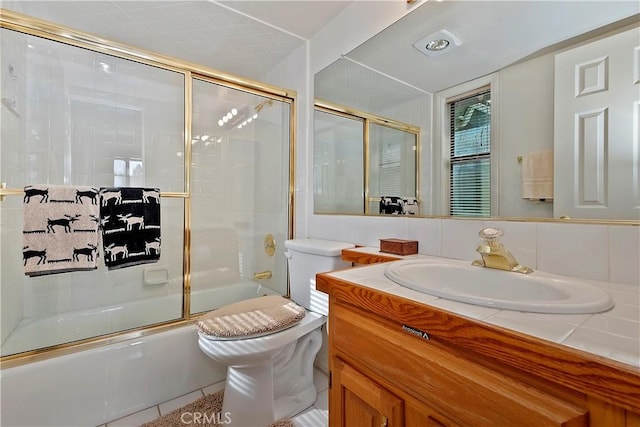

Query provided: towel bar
[0,184,187,202]
[0,183,23,201]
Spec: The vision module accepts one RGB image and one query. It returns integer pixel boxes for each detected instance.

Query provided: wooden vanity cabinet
[318,273,640,427]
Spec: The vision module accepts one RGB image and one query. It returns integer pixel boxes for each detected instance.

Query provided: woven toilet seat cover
[197,295,306,339]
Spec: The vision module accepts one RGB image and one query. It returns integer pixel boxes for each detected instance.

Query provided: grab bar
[0,182,187,202]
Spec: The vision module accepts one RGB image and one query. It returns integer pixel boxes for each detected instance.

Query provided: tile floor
[100,368,329,427]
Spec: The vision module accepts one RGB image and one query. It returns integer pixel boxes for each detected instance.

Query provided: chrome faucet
[471,227,533,274]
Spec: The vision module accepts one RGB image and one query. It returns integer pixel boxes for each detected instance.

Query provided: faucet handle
[479,227,504,247]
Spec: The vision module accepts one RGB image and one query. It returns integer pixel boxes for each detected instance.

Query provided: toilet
[197,238,354,426]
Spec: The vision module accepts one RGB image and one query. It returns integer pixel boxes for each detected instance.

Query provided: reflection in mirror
[368,123,417,215]
[314,1,639,221]
[313,109,364,214]
[314,102,420,216]
[448,89,491,217]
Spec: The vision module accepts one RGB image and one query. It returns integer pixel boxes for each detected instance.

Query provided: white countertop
[328,249,640,369]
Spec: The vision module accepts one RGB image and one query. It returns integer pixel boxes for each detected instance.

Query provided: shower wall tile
[28,295,49,319]
[0,202,25,343]
[48,282,72,314]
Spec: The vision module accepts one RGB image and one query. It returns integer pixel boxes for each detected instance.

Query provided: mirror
[314,1,640,220]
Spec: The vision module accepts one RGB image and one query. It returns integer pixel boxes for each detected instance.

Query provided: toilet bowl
[197,239,354,426]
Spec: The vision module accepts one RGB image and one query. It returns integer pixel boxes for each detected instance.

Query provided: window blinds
[378,142,401,196]
[449,90,491,217]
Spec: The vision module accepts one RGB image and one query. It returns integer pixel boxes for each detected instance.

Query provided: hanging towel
[99,187,161,270]
[521,150,554,201]
[23,185,100,276]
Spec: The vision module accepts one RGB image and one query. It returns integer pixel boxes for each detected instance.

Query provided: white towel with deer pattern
[23,185,100,276]
[99,187,161,270]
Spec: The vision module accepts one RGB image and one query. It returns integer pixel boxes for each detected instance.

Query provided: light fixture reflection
[218,100,273,131]
[426,39,449,51]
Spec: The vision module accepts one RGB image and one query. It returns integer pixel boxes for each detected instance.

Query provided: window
[448,89,491,216]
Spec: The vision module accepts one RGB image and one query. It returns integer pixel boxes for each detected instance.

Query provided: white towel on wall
[521,150,553,200]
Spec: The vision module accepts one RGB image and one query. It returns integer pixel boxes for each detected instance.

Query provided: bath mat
[141,390,293,427]
[99,187,161,270]
[197,295,306,339]
[23,184,100,276]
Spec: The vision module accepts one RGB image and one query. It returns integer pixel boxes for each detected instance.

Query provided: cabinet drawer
[331,302,587,427]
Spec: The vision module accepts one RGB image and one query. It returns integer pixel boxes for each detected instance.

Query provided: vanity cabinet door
[626,411,640,427]
[331,357,404,427]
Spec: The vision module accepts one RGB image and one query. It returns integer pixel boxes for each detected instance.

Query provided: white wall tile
[537,223,609,281]
[376,216,408,244]
[609,225,640,286]
[353,216,382,247]
[332,215,357,243]
[440,219,484,261]
[407,218,441,256]
[308,215,381,247]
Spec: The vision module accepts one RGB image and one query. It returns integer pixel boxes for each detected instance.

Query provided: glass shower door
[0,28,186,357]
[190,77,292,314]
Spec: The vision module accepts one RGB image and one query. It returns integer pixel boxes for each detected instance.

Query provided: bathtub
[0,281,277,427]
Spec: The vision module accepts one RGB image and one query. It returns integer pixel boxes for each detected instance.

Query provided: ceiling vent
[413,29,462,57]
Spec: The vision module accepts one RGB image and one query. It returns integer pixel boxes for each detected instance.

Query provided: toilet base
[219,328,323,426]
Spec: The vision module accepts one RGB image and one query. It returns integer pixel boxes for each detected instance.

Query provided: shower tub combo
[0,8,295,427]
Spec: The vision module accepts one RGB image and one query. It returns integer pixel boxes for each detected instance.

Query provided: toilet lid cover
[197,295,306,339]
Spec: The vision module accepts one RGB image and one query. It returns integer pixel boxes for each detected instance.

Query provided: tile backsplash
[307,215,640,287]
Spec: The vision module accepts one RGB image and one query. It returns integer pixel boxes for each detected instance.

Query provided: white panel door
[554,26,640,220]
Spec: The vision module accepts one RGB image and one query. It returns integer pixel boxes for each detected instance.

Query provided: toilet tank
[284,239,355,311]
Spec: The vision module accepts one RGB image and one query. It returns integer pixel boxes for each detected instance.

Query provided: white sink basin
[384,259,614,314]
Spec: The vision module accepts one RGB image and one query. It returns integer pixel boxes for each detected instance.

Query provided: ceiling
[2,0,353,81]
[345,0,639,93]
[217,1,353,40]
[4,0,638,104]
[316,0,639,113]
